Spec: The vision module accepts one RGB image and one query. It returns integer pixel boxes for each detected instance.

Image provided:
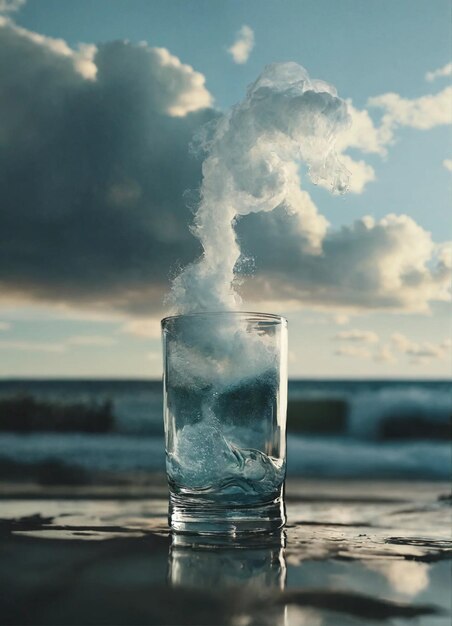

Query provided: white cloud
[333,84,452,196]
[332,99,393,195]
[0,0,25,13]
[317,101,384,195]
[0,16,97,80]
[334,329,379,343]
[240,211,452,313]
[66,335,116,347]
[151,46,213,116]
[390,332,450,364]
[288,350,297,364]
[335,339,396,363]
[0,321,10,331]
[335,86,452,194]
[120,318,162,339]
[409,343,445,359]
[227,25,254,64]
[425,62,452,82]
[336,153,375,194]
[333,314,350,326]
[0,340,66,353]
[374,344,396,363]
[0,18,212,111]
[369,86,452,132]
[337,100,390,156]
[334,345,371,359]
[73,43,97,81]
[443,159,452,172]
[0,334,116,352]
[390,332,413,352]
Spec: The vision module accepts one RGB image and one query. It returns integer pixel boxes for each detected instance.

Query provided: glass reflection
[169,531,286,592]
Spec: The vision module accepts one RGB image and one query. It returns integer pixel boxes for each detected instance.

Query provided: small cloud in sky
[390,332,450,364]
[336,86,452,195]
[0,0,26,13]
[66,335,116,347]
[334,345,371,359]
[288,350,297,364]
[0,321,10,331]
[334,329,379,344]
[390,332,412,352]
[333,328,401,363]
[369,86,452,131]
[333,314,350,326]
[121,318,161,339]
[335,153,375,194]
[0,340,66,353]
[425,62,452,82]
[228,25,254,64]
[151,46,213,115]
[443,159,452,172]
[0,335,115,352]
[374,344,396,363]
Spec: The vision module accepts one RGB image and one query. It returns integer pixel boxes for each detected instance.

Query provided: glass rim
[161,310,287,326]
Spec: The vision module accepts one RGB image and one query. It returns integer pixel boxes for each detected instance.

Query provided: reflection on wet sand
[169,532,289,626]
[365,559,430,597]
[169,532,287,590]
[0,479,449,625]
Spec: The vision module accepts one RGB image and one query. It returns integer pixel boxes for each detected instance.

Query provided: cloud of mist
[169,62,350,314]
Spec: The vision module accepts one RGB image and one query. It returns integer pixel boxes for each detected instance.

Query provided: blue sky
[0,0,450,378]
[18,0,450,108]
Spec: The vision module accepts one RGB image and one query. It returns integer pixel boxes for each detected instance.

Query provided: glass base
[168,492,286,536]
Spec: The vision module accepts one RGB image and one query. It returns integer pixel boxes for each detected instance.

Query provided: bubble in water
[169,411,285,496]
[170,420,238,488]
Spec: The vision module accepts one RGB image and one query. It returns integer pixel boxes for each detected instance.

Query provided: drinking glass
[161,311,288,535]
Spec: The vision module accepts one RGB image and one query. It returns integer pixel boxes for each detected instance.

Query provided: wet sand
[0,477,450,625]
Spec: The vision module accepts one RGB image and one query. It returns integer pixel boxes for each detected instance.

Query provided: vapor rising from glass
[169,61,350,314]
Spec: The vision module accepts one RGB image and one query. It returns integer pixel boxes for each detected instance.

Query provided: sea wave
[0,432,450,480]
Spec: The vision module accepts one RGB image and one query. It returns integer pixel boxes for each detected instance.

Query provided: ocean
[0,379,450,480]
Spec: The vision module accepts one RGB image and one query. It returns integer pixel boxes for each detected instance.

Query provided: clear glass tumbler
[161,311,288,535]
